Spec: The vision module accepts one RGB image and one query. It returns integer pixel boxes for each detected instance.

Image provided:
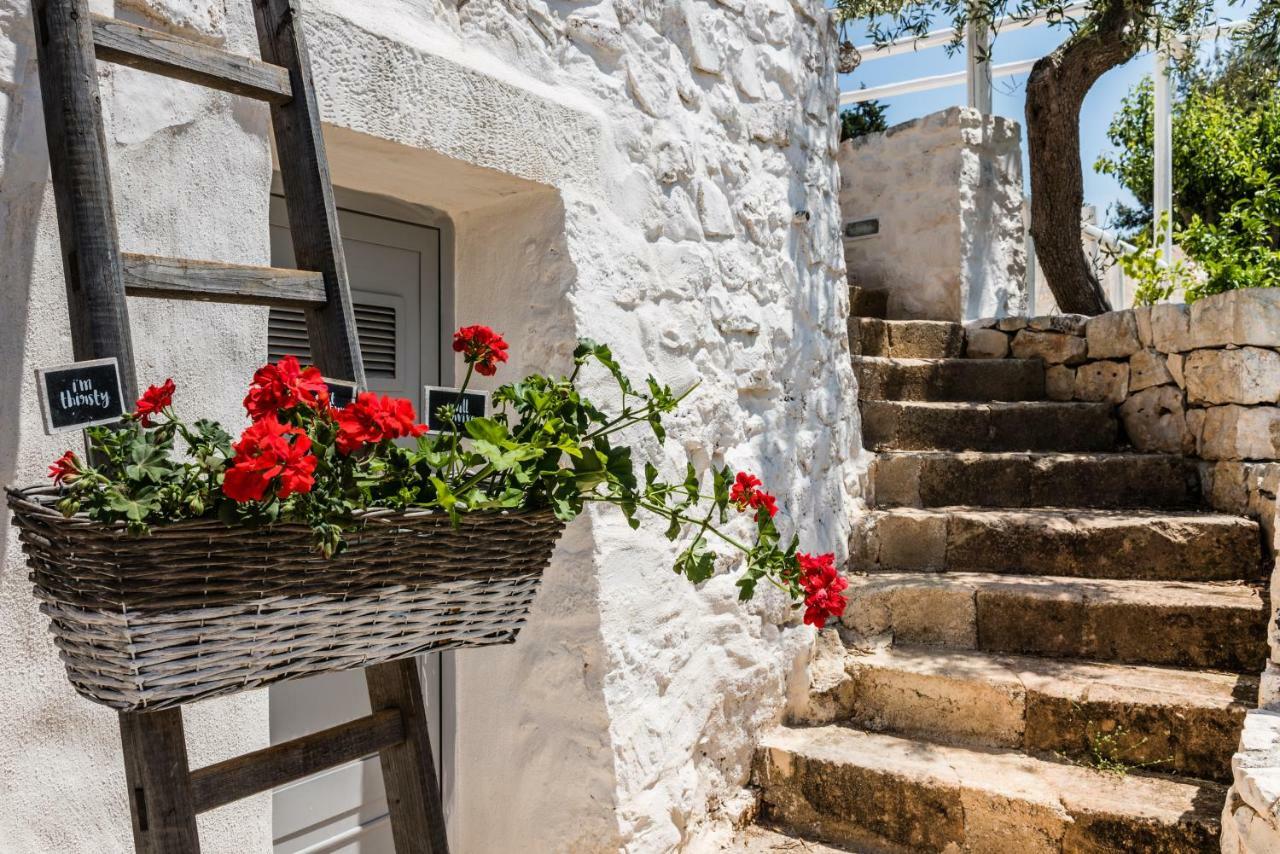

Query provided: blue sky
[837,0,1257,230]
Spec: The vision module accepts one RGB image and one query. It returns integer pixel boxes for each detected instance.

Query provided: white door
[266,194,448,854]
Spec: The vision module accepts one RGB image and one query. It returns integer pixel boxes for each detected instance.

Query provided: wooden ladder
[31,1,449,851]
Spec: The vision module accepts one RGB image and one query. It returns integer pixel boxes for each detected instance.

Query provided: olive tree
[833,0,1219,315]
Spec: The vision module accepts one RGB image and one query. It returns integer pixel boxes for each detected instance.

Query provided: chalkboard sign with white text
[325,379,358,409]
[425,386,489,434]
[36,358,126,434]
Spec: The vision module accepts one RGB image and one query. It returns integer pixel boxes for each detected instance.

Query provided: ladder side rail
[32,0,138,402]
[251,0,365,385]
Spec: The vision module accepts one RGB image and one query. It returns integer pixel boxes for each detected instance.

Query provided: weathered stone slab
[1085,309,1142,359]
[1184,346,1280,406]
[870,451,1201,510]
[1198,405,1280,461]
[1028,314,1087,335]
[1190,288,1280,349]
[1073,361,1129,403]
[1011,329,1088,365]
[860,401,1119,452]
[853,357,1044,402]
[1129,349,1174,392]
[1119,385,1195,454]
[965,327,1010,359]
[1045,365,1075,401]
[754,726,1224,854]
[1151,303,1194,353]
[1168,352,1186,388]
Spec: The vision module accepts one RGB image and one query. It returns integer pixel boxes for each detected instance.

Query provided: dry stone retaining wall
[964,287,1280,854]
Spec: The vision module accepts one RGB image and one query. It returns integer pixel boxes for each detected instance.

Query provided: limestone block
[1261,662,1280,709]
[965,327,1010,359]
[1073,361,1129,404]
[1151,303,1194,353]
[1129,349,1174,392]
[1045,365,1075,401]
[1191,287,1280,349]
[1134,305,1154,348]
[965,317,999,330]
[1167,353,1186,388]
[997,316,1029,332]
[1085,310,1141,359]
[1119,385,1194,454]
[1028,314,1087,336]
[1010,329,1087,365]
[1198,405,1280,461]
[1184,347,1280,406]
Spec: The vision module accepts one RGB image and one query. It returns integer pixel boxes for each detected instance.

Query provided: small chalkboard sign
[324,378,358,409]
[425,386,489,434]
[36,358,126,434]
[844,217,880,239]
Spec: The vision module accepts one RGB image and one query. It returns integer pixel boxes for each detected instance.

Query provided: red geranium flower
[452,325,509,377]
[244,356,329,422]
[222,418,317,503]
[48,450,81,486]
[729,471,778,520]
[796,552,848,629]
[335,392,427,455]
[135,378,175,427]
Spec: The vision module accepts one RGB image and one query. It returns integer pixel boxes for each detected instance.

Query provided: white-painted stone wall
[0,1,272,851]
[1,1,860,852]
[837,107,1027,322]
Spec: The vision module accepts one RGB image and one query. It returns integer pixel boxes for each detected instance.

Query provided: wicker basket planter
[7,485,564,712]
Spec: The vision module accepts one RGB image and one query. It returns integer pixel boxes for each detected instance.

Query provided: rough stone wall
[837,106,1027,322]
[2,1,859,853]
[960,289,1280,854]
[0,1,272,851]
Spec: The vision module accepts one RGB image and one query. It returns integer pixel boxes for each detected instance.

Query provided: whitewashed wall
[0,1,859,852]
[838,106,1027,321]
[0,1,273,851]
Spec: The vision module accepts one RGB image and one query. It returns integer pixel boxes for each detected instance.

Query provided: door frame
[267,178,459,845]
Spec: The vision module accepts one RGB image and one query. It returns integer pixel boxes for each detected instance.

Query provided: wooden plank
[252,0,365,386]
[189,709,404,814]
[366,659,451,854]
[32,0,137,404]
[119,709,201,854]
[92,15,292,104]
[122,253,327,308]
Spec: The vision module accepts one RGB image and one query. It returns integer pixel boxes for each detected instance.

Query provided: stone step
[854,356,1046,402]
[861,400,1119,452]
[849,318,964,358]
[754,725,1224,853]
[871,451,1204,509]
[850,507,1260,581]
[844,572,1268,672]
[849,284,888,319]
[801,644,1256,782]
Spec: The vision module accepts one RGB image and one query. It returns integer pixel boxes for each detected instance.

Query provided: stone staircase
[749,315,1270,852]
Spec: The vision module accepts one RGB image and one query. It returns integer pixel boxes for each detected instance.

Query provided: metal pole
[965,16,993,114]
[1153,46,1174,264]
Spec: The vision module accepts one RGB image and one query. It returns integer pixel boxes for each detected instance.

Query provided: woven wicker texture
[7,486,564,711]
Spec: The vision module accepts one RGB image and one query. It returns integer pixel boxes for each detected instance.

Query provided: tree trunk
[1025,0,1145,315]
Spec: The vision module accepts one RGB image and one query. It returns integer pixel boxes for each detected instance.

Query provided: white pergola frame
[840,9,1251,265]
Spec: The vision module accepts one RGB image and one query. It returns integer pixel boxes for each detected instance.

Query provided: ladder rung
[122,253,326,308]
[189,708,404,814]
[91,14,292,104]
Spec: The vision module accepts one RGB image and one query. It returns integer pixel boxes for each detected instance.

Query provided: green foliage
[840,99,889,141]
[1057,704,1172,777]
[1095,68,1280,237]
[1111,214,1196,306]
[1178,174,1280,298]
[1098,55,1280,303]
[54,343,822,607]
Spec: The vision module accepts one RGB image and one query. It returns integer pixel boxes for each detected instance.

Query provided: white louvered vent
[268,303,398,378]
